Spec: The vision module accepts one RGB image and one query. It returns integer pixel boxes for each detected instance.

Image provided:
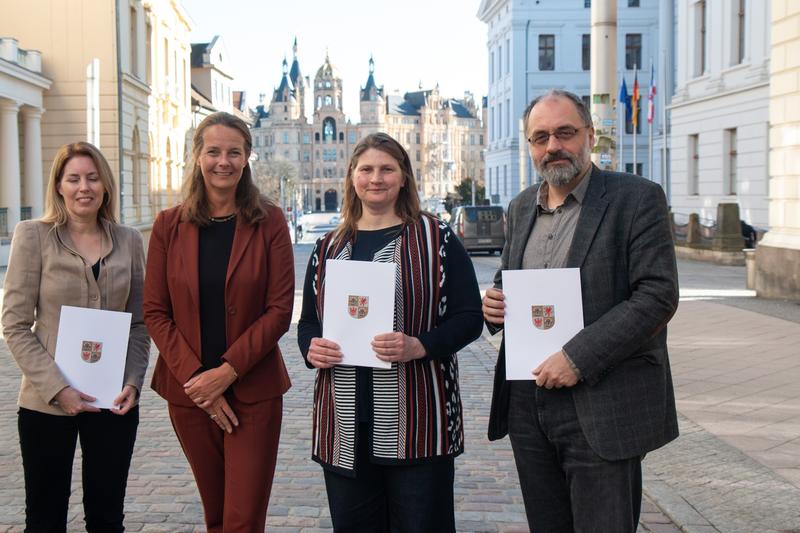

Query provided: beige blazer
[2,219,150,416]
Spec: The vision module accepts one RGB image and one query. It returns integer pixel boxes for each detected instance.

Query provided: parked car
[450,205,506,255]
[297,212,340,242]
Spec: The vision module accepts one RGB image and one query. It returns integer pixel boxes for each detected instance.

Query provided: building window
[416,150,421,162]
[624,163,643,175]
[129,7,138,76]
[688,134,700,195]
[733,0,746,65]
[726,128,738,195]
[506,99,511,138]
[625,34,641,70]
[303,151,310,162]
[283,132,289,144]
[498,45,503,79]
[695,0,707,76]
[584,0,591,6]
[303,133,310,144]
[582,95,591,111]
[20,206,32,221]
[0,207,8,235]
[498,103,503,140]
[145,22,151,85]
[506,39,510,75]
[628,0,640,6]
[416,133,421,144]
[539,35,555,71]
[349,131,357,143]
[490,51,494,83]
[582,34,591,71]
[625,99,641,134]
[503,165,508,196]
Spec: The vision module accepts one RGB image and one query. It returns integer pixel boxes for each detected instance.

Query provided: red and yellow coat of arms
[348,295,369,319]
[81,340,103,363]
[531,305,555,330]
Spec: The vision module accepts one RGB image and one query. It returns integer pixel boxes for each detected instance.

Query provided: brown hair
[522,89,593,137]
[42,142,117,225]
[181,112,269,225]
[334,132,421,244]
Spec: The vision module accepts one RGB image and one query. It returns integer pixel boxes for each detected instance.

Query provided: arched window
[131,127,141,218]
[323,118,336,142]
[324,95,332,106]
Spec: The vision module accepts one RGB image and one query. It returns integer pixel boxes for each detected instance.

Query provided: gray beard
[534,147,590,187]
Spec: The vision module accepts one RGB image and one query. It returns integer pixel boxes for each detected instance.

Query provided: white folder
[54,305,132,408]
[502,268,584,380]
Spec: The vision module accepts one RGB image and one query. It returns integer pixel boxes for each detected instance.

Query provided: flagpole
[633,64,638,174]
[661,48,670,202]
[618,70,623,172]
[648,58,654,181]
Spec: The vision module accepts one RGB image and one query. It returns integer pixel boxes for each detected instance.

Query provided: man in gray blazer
[482,89,679,532]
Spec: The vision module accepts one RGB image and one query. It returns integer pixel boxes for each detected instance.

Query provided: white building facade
[0,38,51,264]
[477,0,665,207]
[670,0,770,228]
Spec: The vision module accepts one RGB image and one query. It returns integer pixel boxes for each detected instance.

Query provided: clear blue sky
[186,0,488,123]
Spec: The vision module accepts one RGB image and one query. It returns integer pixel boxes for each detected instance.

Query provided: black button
[544,262,549,268]
[548,234,554,240]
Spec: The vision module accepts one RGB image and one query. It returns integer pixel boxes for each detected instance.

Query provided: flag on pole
[631,69,641,129]
[619,77,631,124]
[647,63,657,124]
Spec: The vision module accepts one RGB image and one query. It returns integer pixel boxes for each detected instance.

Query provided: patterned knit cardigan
[310,213,464,475]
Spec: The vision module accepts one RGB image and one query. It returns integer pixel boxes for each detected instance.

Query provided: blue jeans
[18,406,139,533]
[507,382,641,533]
[322,424,455,533]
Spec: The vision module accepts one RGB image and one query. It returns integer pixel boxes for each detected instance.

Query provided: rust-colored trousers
[169,396,282,532]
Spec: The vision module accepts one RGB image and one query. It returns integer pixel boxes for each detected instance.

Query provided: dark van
[451,205,506,254]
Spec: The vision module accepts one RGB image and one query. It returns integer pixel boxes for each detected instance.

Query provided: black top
[198,217,237,370]
[298,224,483,423]
[91,259,100,280]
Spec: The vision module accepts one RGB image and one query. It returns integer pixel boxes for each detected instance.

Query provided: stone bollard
[744,248,756,289]
[712,203,744,252]
[687,213,701,247]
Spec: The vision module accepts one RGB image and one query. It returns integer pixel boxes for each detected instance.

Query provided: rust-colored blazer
[144,204,293,407]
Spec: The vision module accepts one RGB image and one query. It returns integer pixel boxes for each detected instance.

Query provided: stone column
[0,99,21,234]
[21,107,44,219]
[590,0,617,171]
[755,1,800,299]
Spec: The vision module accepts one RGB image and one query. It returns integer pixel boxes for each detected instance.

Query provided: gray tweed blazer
[488,164,680,461]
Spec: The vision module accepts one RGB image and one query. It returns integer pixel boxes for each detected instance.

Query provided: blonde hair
[181,112,269,225]
[41,142,117,225]
[334,132,420,245]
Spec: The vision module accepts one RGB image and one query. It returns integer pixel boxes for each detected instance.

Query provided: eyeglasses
[527,125,591,147]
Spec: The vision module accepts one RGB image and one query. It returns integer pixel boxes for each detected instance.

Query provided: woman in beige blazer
[1,142,150,532]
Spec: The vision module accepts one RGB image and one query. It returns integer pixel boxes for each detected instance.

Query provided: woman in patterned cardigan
[298,132,483,532]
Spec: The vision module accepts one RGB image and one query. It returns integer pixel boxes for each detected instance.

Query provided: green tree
[448,178,485,212]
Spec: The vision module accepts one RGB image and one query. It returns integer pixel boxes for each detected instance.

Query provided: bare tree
[251,158,297,208]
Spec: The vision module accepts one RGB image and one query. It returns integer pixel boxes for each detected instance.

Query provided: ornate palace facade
[251,41,486,212]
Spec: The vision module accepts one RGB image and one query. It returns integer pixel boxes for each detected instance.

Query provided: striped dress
[309,214,464,475]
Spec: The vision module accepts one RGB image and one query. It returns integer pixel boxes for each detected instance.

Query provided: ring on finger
[210,414,218,420]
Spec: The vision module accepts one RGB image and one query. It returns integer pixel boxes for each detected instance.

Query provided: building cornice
[121,72,152,95]
[0,58,51,90]
[668,81,769,111]
[477,0,506,22]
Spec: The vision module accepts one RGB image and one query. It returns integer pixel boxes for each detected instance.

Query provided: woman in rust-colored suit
[143,112,294,532]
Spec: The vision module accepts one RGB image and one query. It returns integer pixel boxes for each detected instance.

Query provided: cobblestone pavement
[0,313,679,532]
[0,244,681,531]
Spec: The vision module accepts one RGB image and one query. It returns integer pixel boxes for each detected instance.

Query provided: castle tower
[359,56,385,130]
